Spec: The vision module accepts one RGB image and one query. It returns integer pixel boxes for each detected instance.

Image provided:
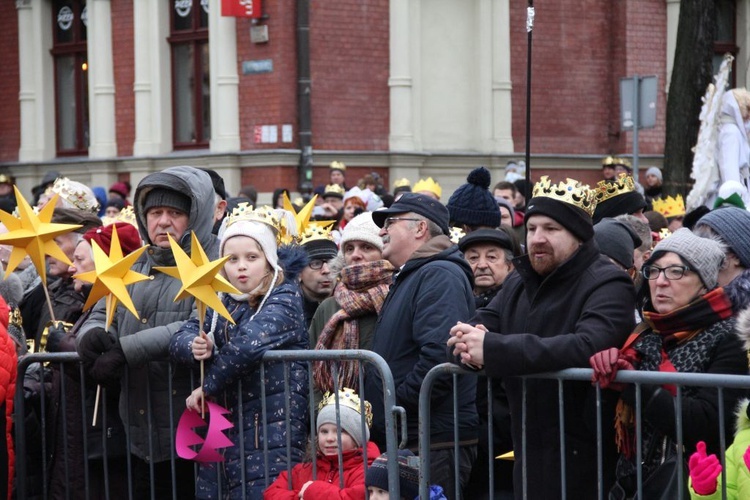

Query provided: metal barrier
[14,349,404,500]
[419,363,750,500]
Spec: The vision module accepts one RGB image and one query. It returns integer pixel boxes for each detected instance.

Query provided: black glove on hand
[88,340,127,384]
[45,322,68,353]
[77,327,114,364]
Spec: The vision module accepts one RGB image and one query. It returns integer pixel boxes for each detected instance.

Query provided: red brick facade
[112,0,135,157]
[0,5,20,163]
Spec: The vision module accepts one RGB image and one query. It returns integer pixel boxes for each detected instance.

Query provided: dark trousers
[429,445,477,500]
[132,455,196,499]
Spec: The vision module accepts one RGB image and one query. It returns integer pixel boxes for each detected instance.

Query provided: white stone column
[132,0,171,156]
[208,0,241,152]
[489,0,514,152]
[389,0,416,151]
[87,0,117,158]
[16,0,55,162]
[665,0,680,92]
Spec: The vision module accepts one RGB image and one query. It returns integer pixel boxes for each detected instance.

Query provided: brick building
[0,0,745,200]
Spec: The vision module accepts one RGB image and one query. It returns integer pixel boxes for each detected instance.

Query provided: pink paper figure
[176,401,234,463]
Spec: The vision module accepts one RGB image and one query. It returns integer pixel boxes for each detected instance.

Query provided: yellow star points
[74,225,150,329]
[281,192,335,245]
[154,232,239,326]
[0,186,82,283]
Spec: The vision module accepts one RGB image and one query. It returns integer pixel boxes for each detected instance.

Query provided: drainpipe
[297,0,313,190]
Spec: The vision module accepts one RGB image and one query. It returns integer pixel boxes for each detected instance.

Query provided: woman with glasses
[589,228,748,498]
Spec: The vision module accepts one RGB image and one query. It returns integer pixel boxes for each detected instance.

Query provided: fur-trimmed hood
[737,305,750,352]
[735,399,750,435]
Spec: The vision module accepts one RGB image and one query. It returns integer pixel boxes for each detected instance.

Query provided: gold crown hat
[393,178,411,189]
[318,388,373,429]
[413,177,442,199]
[45,177,101,214]
[220,202,297,244]
[531,176,598,217]
[602,155,617,167]
[101,205,138,228]
[323,184,346,198]
[329,161,347,172]
[652,195,686,219]
[594,174,637,204]
[298,224,334,246]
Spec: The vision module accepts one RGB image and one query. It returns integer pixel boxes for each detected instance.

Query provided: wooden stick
[199,315,205,419]
[41,281,56,323]
[92,385,101,427]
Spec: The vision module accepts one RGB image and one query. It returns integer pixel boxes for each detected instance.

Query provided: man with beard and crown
[449,176,636,499]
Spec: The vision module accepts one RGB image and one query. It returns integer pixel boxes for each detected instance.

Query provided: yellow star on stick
[74,225,150,329]
[281,193,335,244]
[154,232,239,328]
[0,186,82,283]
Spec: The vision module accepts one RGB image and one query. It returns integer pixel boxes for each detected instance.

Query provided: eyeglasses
[383,217,423,230]
[641,264,692,281]
[308,259,331,270]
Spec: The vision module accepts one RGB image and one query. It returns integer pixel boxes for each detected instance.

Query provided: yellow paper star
[281,193,335,245]
[154,232,239,327]
[74,225,150,329]
[0,186,82,283]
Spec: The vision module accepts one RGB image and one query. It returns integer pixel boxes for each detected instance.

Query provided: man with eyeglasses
[368,193,478,499]
[300,235,339,328]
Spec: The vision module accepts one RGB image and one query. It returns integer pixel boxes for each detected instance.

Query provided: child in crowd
[365,449,448,500]
[170,205,309,499]
[264,388,380,499]
[688,398,750,499]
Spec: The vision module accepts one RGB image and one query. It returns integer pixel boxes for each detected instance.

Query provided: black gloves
[77,327,114,365]
[44,322,68,353]
[89,339,127,384]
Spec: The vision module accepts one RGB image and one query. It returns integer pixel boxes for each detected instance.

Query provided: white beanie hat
[645,167,663,183]
[339,212,383,251]
[219,220,278,269]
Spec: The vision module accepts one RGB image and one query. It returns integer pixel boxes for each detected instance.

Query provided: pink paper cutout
[176,401,235,462]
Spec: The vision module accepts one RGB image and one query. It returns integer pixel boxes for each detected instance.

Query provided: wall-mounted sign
[222,0,262,18]
[242,59,273,75]
[57,6,74,31]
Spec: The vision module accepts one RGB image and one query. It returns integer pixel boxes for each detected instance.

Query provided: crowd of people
[0,158,748,499]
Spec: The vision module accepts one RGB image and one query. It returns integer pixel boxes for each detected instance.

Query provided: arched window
[169,0,210,149]
[714,0,737,87]
[52,0,89,156]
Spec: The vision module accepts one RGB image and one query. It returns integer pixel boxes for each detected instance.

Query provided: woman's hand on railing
[589,348,633,391]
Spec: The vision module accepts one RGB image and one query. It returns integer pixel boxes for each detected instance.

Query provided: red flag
[221,0,262,18]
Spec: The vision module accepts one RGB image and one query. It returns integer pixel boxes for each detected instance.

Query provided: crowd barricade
[419,363,750,500]
[14,349,404,500]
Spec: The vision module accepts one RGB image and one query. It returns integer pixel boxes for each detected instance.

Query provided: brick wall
[0,4,20,162]
[112,0,135,157]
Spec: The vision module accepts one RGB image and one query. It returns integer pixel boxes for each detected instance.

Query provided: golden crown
[594,174,636,204]
[449,226,465,244]
[0,174,12,185]
[318,388,373,428]
[46,177,100,213]
[323,184,346,197]
[413,177,442,198]
[602,156,632,169]
[651,195,685,218]
[298,224,334,246]
[393,178,411,189]
[532,176,597,216]
[329,161,347,171]
[224,203,297,244]
[101,205,138,228]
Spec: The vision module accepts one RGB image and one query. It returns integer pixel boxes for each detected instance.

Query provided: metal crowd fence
[419,363,750,500]
[13,349,405,500]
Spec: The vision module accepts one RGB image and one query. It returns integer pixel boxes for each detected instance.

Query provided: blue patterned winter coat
[170,281,309,499]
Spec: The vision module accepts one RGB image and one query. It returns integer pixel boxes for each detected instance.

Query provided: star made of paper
[154,232,239,327]
[0,186,82,283]
[281,192,335,245]
[74,225,149,329]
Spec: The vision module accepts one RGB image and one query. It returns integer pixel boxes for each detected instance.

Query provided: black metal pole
[297,0,313,190]
[524,1,534,203]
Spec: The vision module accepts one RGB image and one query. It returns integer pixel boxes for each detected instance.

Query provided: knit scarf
[614,287,733,458]
[313,260,395,393]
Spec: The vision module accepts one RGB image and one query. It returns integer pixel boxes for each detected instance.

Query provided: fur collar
[736,306,750,351]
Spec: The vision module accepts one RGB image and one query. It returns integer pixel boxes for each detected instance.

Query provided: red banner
[221,0,262,18]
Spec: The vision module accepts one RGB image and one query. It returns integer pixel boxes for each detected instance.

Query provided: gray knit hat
[650,228,725,289]
[316,390,371,448]
[694,207,750,268]
[142,187,191,215]
[594,218,642,269]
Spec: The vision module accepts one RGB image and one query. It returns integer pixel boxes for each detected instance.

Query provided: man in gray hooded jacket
[76,166,218,498]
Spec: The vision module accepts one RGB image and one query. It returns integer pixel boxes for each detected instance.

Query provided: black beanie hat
[365,450,420,498]
[594,218,642,269]
[447,167,501,228]
[143,187,191,215]
[525,197,594,242]
[592,191,647,224]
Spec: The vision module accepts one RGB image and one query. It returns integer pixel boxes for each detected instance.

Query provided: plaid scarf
[615,287,733,458]
[313,260,394,393]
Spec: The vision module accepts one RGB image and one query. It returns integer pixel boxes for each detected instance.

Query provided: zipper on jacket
[254,413,259,449]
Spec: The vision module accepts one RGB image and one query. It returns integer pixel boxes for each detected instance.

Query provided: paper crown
[449,226,465,244]
[393,178,411,189]
[0,174,13,185]
[45,177,100,213]
[532,176,597,216]
[413,177,442,198]
[298,224,334,246]
[602,156,632,169]
[323,184,346,197]
[329,161,347,172]
[224,202,297,243]
[651,195,685,218]
[101,205,138,228]
[595,174,636,204]
[318,388,373,428]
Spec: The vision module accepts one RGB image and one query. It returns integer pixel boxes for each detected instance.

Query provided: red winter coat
[264,441,380,500]
[0,296,17,500]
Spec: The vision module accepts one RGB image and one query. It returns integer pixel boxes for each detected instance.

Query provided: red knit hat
[109,182,130,199]
[83,222,142,256]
